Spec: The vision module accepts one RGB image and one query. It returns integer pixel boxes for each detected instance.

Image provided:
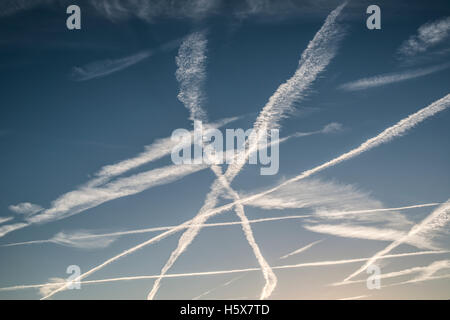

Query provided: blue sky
[0,0,449,299]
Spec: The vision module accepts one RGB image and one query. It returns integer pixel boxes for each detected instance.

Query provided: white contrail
[87,123,332,188]
[71,50,153,81]
[0,223,28,238]
[313,203,441,218]
[382,261,450,288]
[386,273,450,288]
[4,202,439,248]
[247,94,450,203]
[248,195,438,228]
[148,2,348,301]
[175,31,208,122]
[167,128,342,299]
[1,214,313,248]
[304,224,435,249]
[0,217,13,225]
[193,275,244,300]
[0,164,207,238]
[343,200,450,282]
[333,260,450,286]
[27,164,207,225]
[339,63,450,91]
[226,1,348,181]
[149,30,277,300]
[40,222,192,299]
[42,93,450,299]
[70,38,181,81]
[90,116,238,187]
[201,167,277,300]
[5,250,448,294]
[280,239,324,260]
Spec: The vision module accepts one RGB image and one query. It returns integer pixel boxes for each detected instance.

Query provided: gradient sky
[0,0,449,300]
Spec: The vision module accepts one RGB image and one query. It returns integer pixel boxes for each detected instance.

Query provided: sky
[0,0,449,300]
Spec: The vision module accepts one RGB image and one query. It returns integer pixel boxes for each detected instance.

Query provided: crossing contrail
[148,1,349,301]
[280,239,324,260]
[41,93,450,300]
[342,200,450,282]
[148,30,277,300]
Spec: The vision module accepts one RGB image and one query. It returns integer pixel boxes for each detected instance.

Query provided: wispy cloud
[245,178,422,233]
[398,16,450,58]
[90,0,221,22]
[49,231,118,249]
[246,178,437,249]
[246,178,383,212]
[339,63,450,91]
[343,200,450,282]
[280,239,324,260]
[321,122,343,134]
[70,39,180,81]
[8,202,43,216]
[0,0,353,22]
[37,277,66,299]
[0,0,53,17]
[235,0,354,19]
[0,0,221,20]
